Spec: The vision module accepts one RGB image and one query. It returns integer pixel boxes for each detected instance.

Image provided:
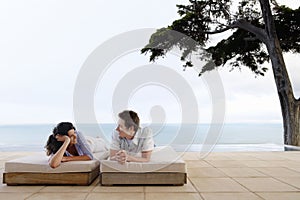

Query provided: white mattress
[5,152,100,173]
[101,146,186,173]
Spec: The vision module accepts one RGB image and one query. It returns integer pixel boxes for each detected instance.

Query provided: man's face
[116,118,133,138]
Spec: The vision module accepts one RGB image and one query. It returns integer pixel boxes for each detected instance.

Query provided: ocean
[0,123,284,152]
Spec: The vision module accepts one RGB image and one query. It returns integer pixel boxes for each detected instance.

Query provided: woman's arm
[61,155,91,162]
[49,135,70,168]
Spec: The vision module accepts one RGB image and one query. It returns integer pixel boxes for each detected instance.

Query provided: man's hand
[116,150,127,164]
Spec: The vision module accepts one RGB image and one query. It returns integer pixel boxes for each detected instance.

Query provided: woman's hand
[55,135,70,143]
[61,156,69,162]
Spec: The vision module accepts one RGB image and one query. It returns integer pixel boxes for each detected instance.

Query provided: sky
[0,0,299,125]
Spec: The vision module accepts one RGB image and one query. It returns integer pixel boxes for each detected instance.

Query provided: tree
[142,0,300,147]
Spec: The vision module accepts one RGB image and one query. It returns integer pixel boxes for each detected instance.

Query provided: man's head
[116,110,140,138]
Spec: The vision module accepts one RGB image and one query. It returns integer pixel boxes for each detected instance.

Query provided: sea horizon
[0,123,284,152]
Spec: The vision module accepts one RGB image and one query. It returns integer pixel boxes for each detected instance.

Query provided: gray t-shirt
[110,127,154,155]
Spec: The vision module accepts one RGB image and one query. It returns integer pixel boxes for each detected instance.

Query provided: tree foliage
[141,0,300,76]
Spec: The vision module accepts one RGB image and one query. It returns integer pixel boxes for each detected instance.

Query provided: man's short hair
[118,110,140,132]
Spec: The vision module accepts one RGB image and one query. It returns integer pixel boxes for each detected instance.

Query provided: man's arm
[110,149,119,161]
[114,150,152,164]
[126,150,152,162]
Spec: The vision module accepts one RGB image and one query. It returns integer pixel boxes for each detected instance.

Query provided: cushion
[85,136,109,153]
[100,146,186,173]
[4,152,100,173]
[85,136,110,160]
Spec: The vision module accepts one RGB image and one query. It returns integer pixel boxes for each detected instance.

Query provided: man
[110,110,154,164]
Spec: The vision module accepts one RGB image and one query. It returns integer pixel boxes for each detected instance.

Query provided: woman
[45,122,93,168]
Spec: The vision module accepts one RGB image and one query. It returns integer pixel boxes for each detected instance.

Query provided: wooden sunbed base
[3,167,99,186]
[100,172,187,186]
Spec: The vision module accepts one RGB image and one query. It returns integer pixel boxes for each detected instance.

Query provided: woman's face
[67,129,77,144]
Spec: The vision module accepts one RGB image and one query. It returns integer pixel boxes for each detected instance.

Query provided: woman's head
[53,122,76,137]
[45,122,76,156]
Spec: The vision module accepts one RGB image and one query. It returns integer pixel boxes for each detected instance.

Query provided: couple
[45,110,154,168]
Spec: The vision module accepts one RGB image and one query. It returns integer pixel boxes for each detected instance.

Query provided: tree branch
[232,19,268,44]
[244,37,259,41]
[270,0,280,8]
[202,26,232,34]
[202,18,268,43]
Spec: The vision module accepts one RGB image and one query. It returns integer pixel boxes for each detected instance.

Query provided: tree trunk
[267,37,300,147]
[259,0,300,147]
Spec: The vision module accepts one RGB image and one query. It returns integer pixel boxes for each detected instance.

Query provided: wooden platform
[100,172,187,186]
[3,167,99,186]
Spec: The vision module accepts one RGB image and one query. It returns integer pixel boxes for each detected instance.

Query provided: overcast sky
[0,0,299,125]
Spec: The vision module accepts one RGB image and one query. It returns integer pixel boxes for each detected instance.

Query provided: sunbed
[100,146,187,185]
[2,152,100,186]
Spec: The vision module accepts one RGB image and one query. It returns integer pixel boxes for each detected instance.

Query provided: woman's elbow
[49,161,60,168]
[86,155,93,160]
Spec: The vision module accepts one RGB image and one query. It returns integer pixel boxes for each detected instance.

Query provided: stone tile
[257,192,300,200]
[206,160,247,168]
[0,185,44,193]
[188,167,227,178]
[27,192,88,200]
[0,168,4,176]
[242,160,277,168]
[281,152,300,161]
[285,166,300,173]
[201,192,262,200]
[1,152,37,161]
[145,193,202,200]
[227,154,259,161]
[218,168,266,178]
[250,153,287,161]
[185,160,212,168]
[276,177,300,189]
[190,177,248,192]
[234,178,299,192]
[0,161,6,169]
[255,167,300,177]
[243,159,300,168]
[0,192,33,200]
[181,152,202,160]
[244,160,293,167]
[269,160,300,168]
[203,154,233,161]
[40,186,94,193]
[86,192,144,200]
[145,179,197,192]
[92,185,144,193]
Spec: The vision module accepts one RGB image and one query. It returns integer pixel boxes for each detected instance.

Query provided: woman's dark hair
[118,110,140,132]
[45,122,76,156]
